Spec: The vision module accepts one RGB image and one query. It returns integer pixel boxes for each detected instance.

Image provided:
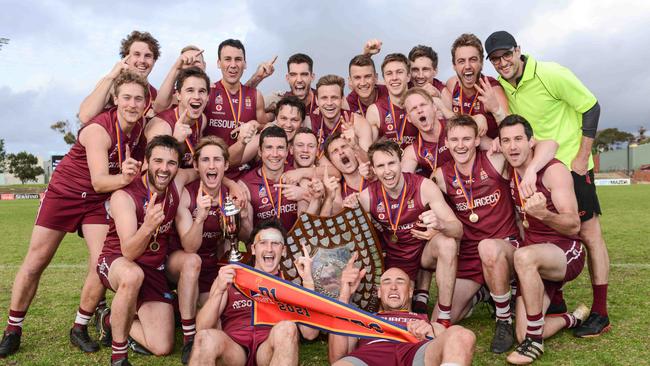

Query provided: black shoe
[573,312,611,338]
[412,300,429,314]
[111,358,132,366]
[490,319,514,354]
[70,326,100,353]
[98,307,112,347]
[181,339,194,365]
[506,337,544,364]
[0,331,21,358]
[127,337,152,355]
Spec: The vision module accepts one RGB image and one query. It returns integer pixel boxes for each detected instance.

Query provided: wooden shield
[281,207,384,312]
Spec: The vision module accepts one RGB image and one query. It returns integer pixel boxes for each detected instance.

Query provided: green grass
[1,186,649,365]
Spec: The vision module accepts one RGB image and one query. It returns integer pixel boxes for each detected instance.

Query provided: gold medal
[390,233,398,242]
[522,219,530,229]
[149,241,160,252]
[469,212,479,223]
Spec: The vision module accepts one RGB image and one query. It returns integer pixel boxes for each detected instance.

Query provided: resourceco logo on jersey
[454,190,501,211]
[208,118,237,129]
[257,203,298,219]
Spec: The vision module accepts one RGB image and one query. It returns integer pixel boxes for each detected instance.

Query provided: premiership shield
[282,207,384,312]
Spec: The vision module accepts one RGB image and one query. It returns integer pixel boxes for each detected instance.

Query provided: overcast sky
[2,0,649,158]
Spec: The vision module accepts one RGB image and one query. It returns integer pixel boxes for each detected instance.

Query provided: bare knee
[513,248,537,272]
[272,321,299,344]
[447,325,476,348]
[182,253,202,277]
[436,237,458,261]
[478,239,501,267]
[148,339,173,356]
[195,329,227,355]
[117,266,144,292]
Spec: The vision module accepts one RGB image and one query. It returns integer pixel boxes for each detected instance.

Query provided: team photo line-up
[0,28,610,366]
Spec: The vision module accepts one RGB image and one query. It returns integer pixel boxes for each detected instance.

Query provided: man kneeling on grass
[189,219,319,366]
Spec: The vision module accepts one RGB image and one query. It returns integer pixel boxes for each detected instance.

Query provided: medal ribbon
[356,96,365,118]
[417,133,439,175]
[143,174,168,243]
[453,158,475,214]
[380,181,408,237]
[343,176,364,197]
[261,169,283,219]
[513,169,528,224]
[388,95,407,143]
[317,112,347,158]
[458,85,479,116]
[175,107,200,156]
[114,115,125,171]
[221,80,242,129]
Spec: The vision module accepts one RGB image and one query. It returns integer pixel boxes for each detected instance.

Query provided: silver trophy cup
[222,195,242,262]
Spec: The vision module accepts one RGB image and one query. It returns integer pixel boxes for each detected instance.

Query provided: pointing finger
[270,55,278,65]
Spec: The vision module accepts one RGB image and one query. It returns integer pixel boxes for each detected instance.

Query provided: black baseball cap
[485,31,517,59]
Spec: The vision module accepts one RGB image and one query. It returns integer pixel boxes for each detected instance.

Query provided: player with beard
[329,266,476,366]
[485,31,610,337]
[95,135,197,365]
[264,53,317,124]
[498,115,587,364]
[164,137,233,364]
[312,75,373,157]
[238,126,320,238]
[189,219,319,366]
[0,72,149,357]
[344,139,462,328]
[145,67,210,168]
[408,45,454,115]
[79,31,161,123]
[366,53,419,148]
[153,45,207,112]
[446,33,508,139]
[401,87,453,179]
[346,53,390,117]
[204,39,266,179]
[429,115,558,353]
[321,131,372,216]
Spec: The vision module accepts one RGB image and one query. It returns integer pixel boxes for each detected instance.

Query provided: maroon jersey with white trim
[341,176,368,198]
[155,107,202,168]
[358,311,428,347]
[102,176,180,269]
[240,168,298,232]
[510,159,580,247]
[347,84,390,117]
[51,107,146,201]
[441,150,518,242]
[373,96,418,148]
[451,76,500,139]
[310,111,353,154]
[368,173,427,261]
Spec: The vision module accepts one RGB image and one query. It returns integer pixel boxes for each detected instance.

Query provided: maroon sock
[181,318,196,344]
[103,311,111,329]
[591,284,608,316]
[525,312,544,342]
[111,340,128,362]
[6,309,26,335]
[73,307,94,330]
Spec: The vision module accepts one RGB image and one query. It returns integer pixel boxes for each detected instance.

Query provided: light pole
[627,142,638,176]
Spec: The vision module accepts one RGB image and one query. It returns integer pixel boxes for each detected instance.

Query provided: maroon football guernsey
[357,311,428,347]
[368,173,427,279]
[441,150,518,243]
[101,175,180,269]
[51,107,146,202]
[408,119,451,179]
[373,95,418,148]
[310,111,353,155]
[347,84,390,117]
[240,168,299,232]
[341,176,368,198]
[451,76,500,139]
[155,107,202,168]
[510,159,581,248]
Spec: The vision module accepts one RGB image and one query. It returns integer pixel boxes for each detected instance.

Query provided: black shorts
[572,170,601,222]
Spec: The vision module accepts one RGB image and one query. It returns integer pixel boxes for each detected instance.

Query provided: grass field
[1,185,649,365]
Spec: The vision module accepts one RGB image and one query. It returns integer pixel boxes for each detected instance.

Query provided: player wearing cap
[485,30,610,337]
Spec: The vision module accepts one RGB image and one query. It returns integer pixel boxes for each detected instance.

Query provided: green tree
[50,119,78,145]
[593,128,634,153]
[0,139,6,173]
[7,151,45,184]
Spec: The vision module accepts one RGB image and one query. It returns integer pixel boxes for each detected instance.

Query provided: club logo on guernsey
[480,169,488,181]
[215,95,223,105]
[407,199,415,209]
[245,96,252,109]
[258,185,267,198]
[376,202,385,213]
